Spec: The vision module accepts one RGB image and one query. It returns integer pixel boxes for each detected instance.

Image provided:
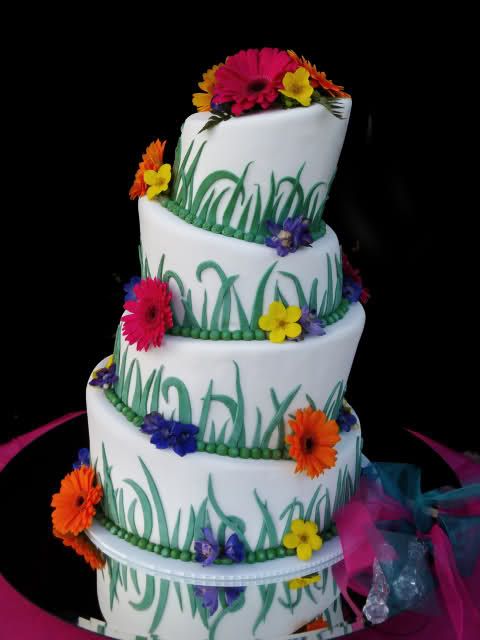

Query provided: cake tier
[94,559,345,639]
[112,302,364,449]
[139,198,347,335]
[87,383,362,557]
[169,102,351,237]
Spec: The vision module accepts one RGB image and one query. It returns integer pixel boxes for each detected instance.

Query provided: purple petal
[224,586,245,607]
[224,533,245,563]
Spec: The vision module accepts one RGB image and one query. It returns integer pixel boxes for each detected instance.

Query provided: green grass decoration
[227,361,245,447]
[217,420,229,444]
[208,591,246,640]
[149,367,164,414]
[260,384,301,448]
[280,498,305,540]
[252,408,262,448]
[182,506,196,551]
[107,557,120,610]
[174,581,183,612]
[187,583,197,618]
[305,485,322,522]
[253,584,277,634]
[130,568,140,595]
[149,579,170,634]
[171,510,181,549]
[139,457,170,547]
[207,474,250,552]
[304,584,317,604]
[278,271,308,308]
[131,361,143,414]
[323,380,345,420]
[278,582,302,612]
[127,500,139,536]
[101,443,118,523]
[162,377,192,423]
[124,479,153,540]
[254,490,278,548]
[122,359,135,406]
[139,368,156,416]
[250,262,277,329]
[128,575,155,611]
[118,489,127,529]
[208,422,216,443]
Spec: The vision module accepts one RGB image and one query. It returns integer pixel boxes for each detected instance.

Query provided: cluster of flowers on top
[129,139,171,201]
[193,48,349,118]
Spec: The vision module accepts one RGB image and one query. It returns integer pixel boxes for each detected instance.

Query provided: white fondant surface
[176,102,351,228]
[113,303,365,448]
[87,384,362,553]
[139,198,343,332]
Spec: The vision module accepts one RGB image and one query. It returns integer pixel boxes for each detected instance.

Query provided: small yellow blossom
[259,301,302,343]
[283,519,323,561]
[192,64,223,112]
[144,164,172,200]
[288,574,320,590]
[279,67,313,107]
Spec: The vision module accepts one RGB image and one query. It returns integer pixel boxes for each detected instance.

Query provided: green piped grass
[169,140,333,241]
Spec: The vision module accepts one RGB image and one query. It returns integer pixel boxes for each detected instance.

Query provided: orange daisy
[129,139,167,200]
[53,528,105,570]
[51,465,103,536]
[286,406,340,478]
[306,616,329,631]
[288,50,350,98]
[192,63,223,113]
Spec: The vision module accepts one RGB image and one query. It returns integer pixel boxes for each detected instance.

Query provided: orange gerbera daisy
[288,50,350,98]
[53,528,105,570]
[192,63,223,112]
[306,616,329,631]
[286,406,340,478]
[51,465,103,535]
[129,139,167,200]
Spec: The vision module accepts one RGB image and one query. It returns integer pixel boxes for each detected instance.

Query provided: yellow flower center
[299,534,309,544]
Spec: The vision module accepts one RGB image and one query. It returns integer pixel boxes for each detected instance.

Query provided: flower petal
[143,170,159,186]
[284,322,302,338]
[304,520,318,536]
[297,543,313,561]
[291,519,307,535]
[309,534,323,551]
[285,306,302,323]
[283,532,300,549]
[269,327,286,343]
[147,185,163,200]
[158,163,172,181]
[268,301,287,320]
[259,315,277,331]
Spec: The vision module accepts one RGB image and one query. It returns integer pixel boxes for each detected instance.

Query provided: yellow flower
[143,164,172,200]
[288,574,320,590]
[92,355,114,379]
[192,64,223,112]
[259,301,302,343]
[279,67,313,107]
[283,519,323,561]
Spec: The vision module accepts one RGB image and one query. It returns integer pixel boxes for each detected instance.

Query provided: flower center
[145,304,159,324]
[76,495,85,507]
[248,78,269,93]
[299,534,309,544]
[305,437,314,452]
[290,83,303,96]
[278,229,292,247]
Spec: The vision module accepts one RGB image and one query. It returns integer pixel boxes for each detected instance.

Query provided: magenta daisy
[122,277,173,351]
[214,48,296,116]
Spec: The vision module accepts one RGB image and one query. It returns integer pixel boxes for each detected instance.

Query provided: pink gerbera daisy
[122,278,173,351]
[214,48,297,116]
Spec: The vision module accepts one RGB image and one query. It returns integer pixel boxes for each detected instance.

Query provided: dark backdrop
[5,17,477,485]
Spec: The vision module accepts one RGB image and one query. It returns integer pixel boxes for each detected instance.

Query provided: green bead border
[164,198,327,245]
[166,298,351,341]
[103,387,292,460]
[97,511,337,565]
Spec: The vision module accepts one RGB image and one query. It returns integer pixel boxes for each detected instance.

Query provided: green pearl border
[166,298,351,341]
[97,511,338,565]
[164,198,327,246]
[103,387,292,460]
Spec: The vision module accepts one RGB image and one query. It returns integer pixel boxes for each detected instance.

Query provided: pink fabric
[0,411,96,638]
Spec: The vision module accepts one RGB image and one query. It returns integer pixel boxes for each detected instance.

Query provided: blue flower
[224,533,245,563]
[300,306,326,337]
[194,528,219,566]
[89,359,118,388]
[141,413,198,456]
[342,277,363,303]
[193,585,219,616]
[123,276,141,302]
[337,406,357,432]
[265,217,313,257]
[193,585,245,616]
[73,448,90,469]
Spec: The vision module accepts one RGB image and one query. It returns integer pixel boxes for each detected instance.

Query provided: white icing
[139,198,343,332]
[87,384,361,552]
[176,102,351,228]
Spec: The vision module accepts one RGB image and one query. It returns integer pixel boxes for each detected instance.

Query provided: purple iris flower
[170,422,199,457]
[194,527,220,566]
[265,217,313,257]
[224,533,245,563]
[73,448,90,469]
[300,306,326,337]
[337,407,357,432]
[89,363,118,388]
[343,277,363,303]
[123,276,141,302]
[141,413,198,456]
[193,585,219,616]
[224,586,245,607]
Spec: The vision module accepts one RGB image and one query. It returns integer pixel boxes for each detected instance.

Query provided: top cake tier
[168,101,351,240]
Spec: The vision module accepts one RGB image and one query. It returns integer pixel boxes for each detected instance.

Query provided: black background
[4,15,478,488]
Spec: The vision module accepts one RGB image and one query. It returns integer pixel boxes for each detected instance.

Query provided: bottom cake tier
[87,381,362,564]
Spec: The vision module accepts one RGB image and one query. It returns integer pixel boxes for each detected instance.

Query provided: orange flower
[51,465,103,535]
[306,616,329,631]
[192,63,223,112]
[286,406,340,478]
[129,139,167,200]
[53,528,105,570]
[288,50,350,98]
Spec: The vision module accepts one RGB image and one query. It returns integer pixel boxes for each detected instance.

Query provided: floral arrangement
[141,412,198,457]
[342,253,370,304]
[194,527,245,566]
[337,402,357,432]
[129,139,171,200]
[285,406,340,478]
[193,585,245,616]
[265,216,312,257]
[89,356,118,389]
[193,48,350,131]
[259,301,325,344]
[282,518,323,560]
[122,277,173,351]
